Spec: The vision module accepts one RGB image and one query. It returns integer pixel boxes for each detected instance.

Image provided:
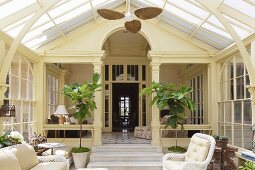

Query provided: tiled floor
[102,132,151,144]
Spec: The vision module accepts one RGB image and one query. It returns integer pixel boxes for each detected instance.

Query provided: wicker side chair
[163,133,216,170]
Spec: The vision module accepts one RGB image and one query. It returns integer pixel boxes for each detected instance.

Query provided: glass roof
[0,0,254,50]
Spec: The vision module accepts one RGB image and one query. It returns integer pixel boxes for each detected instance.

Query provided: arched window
[218,54,252,149]
[3,54,36,142]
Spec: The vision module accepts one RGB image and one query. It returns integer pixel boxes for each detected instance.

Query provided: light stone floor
[102,132,151,144]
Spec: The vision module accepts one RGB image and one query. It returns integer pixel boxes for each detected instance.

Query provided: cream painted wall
[53,20,207,53]
[159,64,185,84]
[64,64,94,84]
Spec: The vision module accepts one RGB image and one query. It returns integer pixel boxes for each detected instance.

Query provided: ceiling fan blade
[124,19,141,33]
[134,7,163,20]
[97,9,125,20]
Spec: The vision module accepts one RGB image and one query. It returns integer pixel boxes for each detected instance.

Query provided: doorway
[112,83,139,132]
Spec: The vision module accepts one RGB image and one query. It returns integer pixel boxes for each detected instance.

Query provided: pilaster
[150,62,161,145]
[0,41,6,134]
[247,85,255,125]
[207,62,218,134]
[93,60,103,145]
[59,70,67,104]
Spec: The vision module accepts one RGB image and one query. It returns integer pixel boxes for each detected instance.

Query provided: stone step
[92,144,162,153]
[90,152,163,162]
[87,161,162,170]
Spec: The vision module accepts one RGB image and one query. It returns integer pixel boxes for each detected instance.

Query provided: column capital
[247,85,255,102]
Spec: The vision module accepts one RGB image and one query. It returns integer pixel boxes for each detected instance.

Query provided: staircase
[87,144,163,170]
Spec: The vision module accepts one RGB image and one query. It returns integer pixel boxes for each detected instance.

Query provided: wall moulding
[147,50,216,64]
[39,50,106,64]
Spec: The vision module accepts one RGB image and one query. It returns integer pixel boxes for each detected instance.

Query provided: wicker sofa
[0,144,68,170]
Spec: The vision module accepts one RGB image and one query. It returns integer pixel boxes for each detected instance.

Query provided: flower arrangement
[0,131,24,148]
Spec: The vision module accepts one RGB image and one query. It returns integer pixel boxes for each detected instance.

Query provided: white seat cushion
[164,160,183,170]
[30,162,68,170]
[42,147,71,158]
[0,149,22,170]
[185,135,210,162]
[11,144,39,170]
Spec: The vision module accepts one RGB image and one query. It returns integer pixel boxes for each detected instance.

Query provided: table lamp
[54,105,69,124]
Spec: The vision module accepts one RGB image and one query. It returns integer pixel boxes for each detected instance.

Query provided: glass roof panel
[48,0,87,18]
[165,3,202,25]
[54,2,91,24]
[0,0,36,20]
[31,14,51,29]
[2,14,33,31]
[224,0,255,19]
[202,23,232,39]
[6,23,25,37]
[136,0,165,7]
[232,25,250,38]
[207,15,225,30]
[223,14,253,32]
[169,0,209,19]
[22,22,55,42]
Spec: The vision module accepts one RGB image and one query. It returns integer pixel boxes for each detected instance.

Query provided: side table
[38,142,65,155]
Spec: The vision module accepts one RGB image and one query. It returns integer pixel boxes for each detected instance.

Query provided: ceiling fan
[97,0,163,33]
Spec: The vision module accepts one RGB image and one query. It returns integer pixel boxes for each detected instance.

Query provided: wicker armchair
[163,133,216,170]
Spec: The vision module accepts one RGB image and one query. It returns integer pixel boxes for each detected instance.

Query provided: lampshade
[54,105,69,115]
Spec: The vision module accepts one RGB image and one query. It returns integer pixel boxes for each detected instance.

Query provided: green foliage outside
[239,161,255,170]
[63,73,101,150]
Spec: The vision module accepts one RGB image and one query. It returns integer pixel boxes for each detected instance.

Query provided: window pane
[243,125,252,150]
[21,58,28,79]
[21,79,27,100]
[225,124,232,145]
[236,77,244,99]
[11,55,19,76]
[225,102,232,123]
[243,100,252,124]
[218,102,224,122]
[234,125,242,147]
[13,101,21,123]
[11,76,19,99]
[23,101,29,122]
[234,101,242,123]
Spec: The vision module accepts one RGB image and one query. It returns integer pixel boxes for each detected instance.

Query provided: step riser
[87,166,162,170]
[92,148,161,153]
[90,156,162,162]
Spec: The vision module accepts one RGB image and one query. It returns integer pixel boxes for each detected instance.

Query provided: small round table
[38,142,65,155]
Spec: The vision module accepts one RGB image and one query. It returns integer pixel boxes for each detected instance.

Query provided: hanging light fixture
[0,104,16,117]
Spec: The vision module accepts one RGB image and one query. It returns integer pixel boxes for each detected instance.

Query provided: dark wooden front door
[112,83,139,132]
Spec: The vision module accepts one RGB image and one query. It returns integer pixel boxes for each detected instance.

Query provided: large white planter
[72,152,88,168]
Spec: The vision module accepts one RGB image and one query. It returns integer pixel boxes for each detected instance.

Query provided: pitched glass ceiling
[0,0,254,50]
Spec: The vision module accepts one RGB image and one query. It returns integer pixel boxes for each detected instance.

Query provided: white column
[59,70,67,105]
[35,61,46,134]
[207,62,218,134]
[93,61,103,145]
[0,40,6,134]
[150,62,161,145]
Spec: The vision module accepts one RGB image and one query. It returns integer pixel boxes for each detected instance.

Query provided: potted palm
[141,82,196,153]
[63,73,100,168]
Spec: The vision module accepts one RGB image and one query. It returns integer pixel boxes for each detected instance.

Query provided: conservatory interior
[0,0,255,169]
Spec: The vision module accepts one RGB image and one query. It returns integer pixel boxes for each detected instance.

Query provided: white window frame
[3,54,36,142]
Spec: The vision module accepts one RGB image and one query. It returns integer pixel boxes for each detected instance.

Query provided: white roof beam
[89,0,98,23]
[0,0,12,6]
[219,4,255,29]
[243,0,255,6]
[157,0,168,24]
[189,0,224,39]
[35,0,67,40]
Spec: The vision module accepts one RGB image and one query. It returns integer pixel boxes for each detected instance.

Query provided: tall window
[189,74,204,124]
[218,55,252,149]
[3,54,36,142]
[47,74,59,117]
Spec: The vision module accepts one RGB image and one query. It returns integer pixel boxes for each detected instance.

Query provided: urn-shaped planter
[72,152,88,168]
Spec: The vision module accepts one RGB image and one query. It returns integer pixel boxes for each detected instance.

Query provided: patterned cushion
[163,160,183,170]
[30,162,68,170]
[185,135,210,162]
